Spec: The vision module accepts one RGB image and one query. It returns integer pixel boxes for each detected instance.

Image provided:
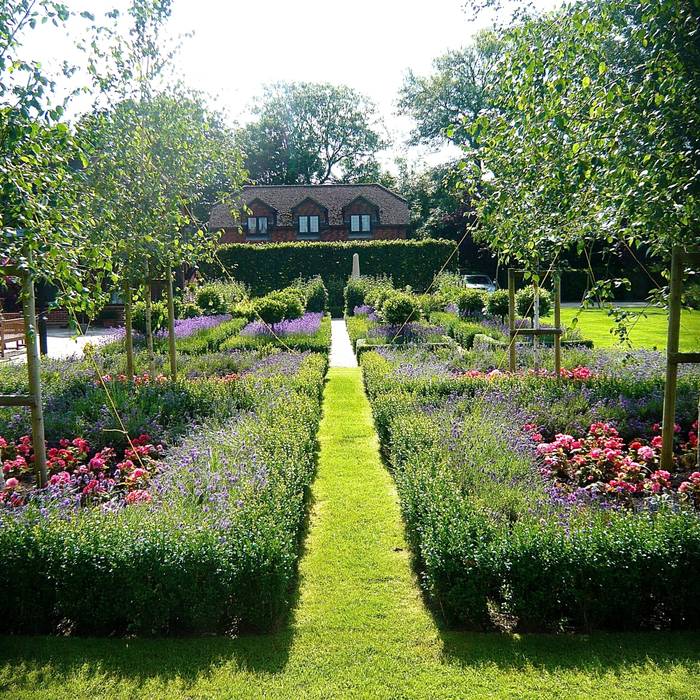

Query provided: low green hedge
[361,347,700,631]
[0,351,328,635]
[431,312,505,350]
[205,240,457,313]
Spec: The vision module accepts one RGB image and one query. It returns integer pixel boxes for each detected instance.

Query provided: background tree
[239,82,388,184]
[397,31,500,148]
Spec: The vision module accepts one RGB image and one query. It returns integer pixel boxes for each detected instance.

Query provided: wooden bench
[0,313,26,357]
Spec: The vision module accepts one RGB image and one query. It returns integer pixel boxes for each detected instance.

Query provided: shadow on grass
[439,628,700,673]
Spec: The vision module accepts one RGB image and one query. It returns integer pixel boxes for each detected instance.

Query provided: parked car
[463,274,497,293]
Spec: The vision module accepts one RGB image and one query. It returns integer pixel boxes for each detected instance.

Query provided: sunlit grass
[1,368,699,699]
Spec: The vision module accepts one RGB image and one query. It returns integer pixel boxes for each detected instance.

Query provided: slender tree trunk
[21,255,47,487]
[144,271,156,378]
[123,279,135,381]
[165,263,177,381]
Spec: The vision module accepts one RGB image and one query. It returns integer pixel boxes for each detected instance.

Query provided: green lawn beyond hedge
[2,369,699,698]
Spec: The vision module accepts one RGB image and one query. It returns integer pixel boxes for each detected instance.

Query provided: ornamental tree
[81,0,246,379]
[462,0,699,285]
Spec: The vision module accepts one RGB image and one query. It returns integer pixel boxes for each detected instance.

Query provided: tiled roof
[209,184,409,229]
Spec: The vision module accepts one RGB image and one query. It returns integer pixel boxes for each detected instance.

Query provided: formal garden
[2,0,700,698]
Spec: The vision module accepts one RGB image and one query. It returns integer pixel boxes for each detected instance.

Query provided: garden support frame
[508,269,563,374]
[661,246,700,470]
[0,255,48,486]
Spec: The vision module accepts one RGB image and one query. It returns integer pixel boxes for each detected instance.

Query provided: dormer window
[247,216,269,237]
[298,215,320,236]
[350,215,371,235]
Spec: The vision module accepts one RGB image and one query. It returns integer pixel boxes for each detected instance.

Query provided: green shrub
[434,271,466,304]
[174,318,248,355]
[231,300,256,320]
[432,312,505,349]
[415,294,444,317]
[292,276,328,312]
[516,286,552,320]
[283,285,307,311]
[486,289,510,321]
[381,292,421,325]
[457,289,486,317]
[344,275,394,315]
[253,291,304,327]
[203,240,457,312]
[196,288,226,315]
[132,300,168,334]
[684,281,700,310]
[178,301,201,319]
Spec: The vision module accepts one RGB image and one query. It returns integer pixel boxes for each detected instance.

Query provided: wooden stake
[165,264,177,381]
[144,273,156,379]
[21,256,47,487]
[554,273,562,378]
[661,246,682,470]
[123,280,134,381]
[508,269,516,372]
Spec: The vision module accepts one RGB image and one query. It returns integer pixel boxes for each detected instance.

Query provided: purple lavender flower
[240,312,323,337]
[154,314,232,340]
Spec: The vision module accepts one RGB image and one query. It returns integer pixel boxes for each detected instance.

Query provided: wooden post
[661,246,683,470]
[21,256,48,487]
[533,280,540,369]
[165,264,177,381]
[123,280,134,381]
[508,268,516,372]
[554,273,562,378]
[144,275,156,379]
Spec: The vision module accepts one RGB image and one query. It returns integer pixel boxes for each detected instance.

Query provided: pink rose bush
[533,420,700,508]
[0,433,163,510]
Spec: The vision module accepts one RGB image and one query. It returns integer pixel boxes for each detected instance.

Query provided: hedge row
[204,240,458,314]
[0,351,328,635]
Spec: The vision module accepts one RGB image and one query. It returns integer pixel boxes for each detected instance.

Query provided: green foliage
[684,282,700,311]
[457,289,486,317]
[433,272,465,303]
[292,276,328,312]
[177,301,201,319]
[0,352,328,634]
[515,287,552,320]
[238,82,386,184]
[206,240,457,312]
[432,312,504,349]
[486,289,510,321]
[381,293,421,326]
[132,300,168,334]
[463,0,699,273]
[195,288,226,315]
[344,275,394,315]
[173,318,247,355]
[253,291,304,327]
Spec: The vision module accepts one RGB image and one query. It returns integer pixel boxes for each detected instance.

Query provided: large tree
[239,82,387,185]
[397,31,500,148]
[464,0,699,283]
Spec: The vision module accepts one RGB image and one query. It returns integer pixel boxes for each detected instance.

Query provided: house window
[350,214,372,234]
[247,216,269,237]
[298,215,320,236]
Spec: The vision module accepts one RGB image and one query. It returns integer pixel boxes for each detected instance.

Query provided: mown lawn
[1,368,699,699]
[546,307,700,351]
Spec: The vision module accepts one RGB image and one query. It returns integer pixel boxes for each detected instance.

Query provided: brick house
[209,184,409,243]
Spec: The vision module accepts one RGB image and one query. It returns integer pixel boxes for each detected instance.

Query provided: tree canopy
[397,31,500,148]
[462,0,700,277]
[239,82,387,185]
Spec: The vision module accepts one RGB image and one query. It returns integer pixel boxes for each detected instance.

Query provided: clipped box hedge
[204,240,458,314]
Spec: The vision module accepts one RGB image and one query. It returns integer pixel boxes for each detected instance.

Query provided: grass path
[2,368,700,698]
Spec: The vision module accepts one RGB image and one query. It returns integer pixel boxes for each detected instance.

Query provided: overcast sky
[22,0,560,169]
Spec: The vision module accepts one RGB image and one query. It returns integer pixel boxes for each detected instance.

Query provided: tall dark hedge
[204,240,458,314]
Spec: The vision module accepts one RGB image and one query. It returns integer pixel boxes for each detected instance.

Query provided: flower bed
[361,345,700,631]
[221,314,331,354]
[0,350,327,635]
[154,314,232,339]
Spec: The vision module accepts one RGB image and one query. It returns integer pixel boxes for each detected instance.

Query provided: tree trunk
[21,257,47,487]
[165,264,177,381]
[123,280,135,381]
[144,272,156,379]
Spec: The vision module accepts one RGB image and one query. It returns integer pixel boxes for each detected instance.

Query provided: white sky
[21,0,560,170]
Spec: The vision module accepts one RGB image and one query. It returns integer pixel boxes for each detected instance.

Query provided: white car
[463,274,497,293]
